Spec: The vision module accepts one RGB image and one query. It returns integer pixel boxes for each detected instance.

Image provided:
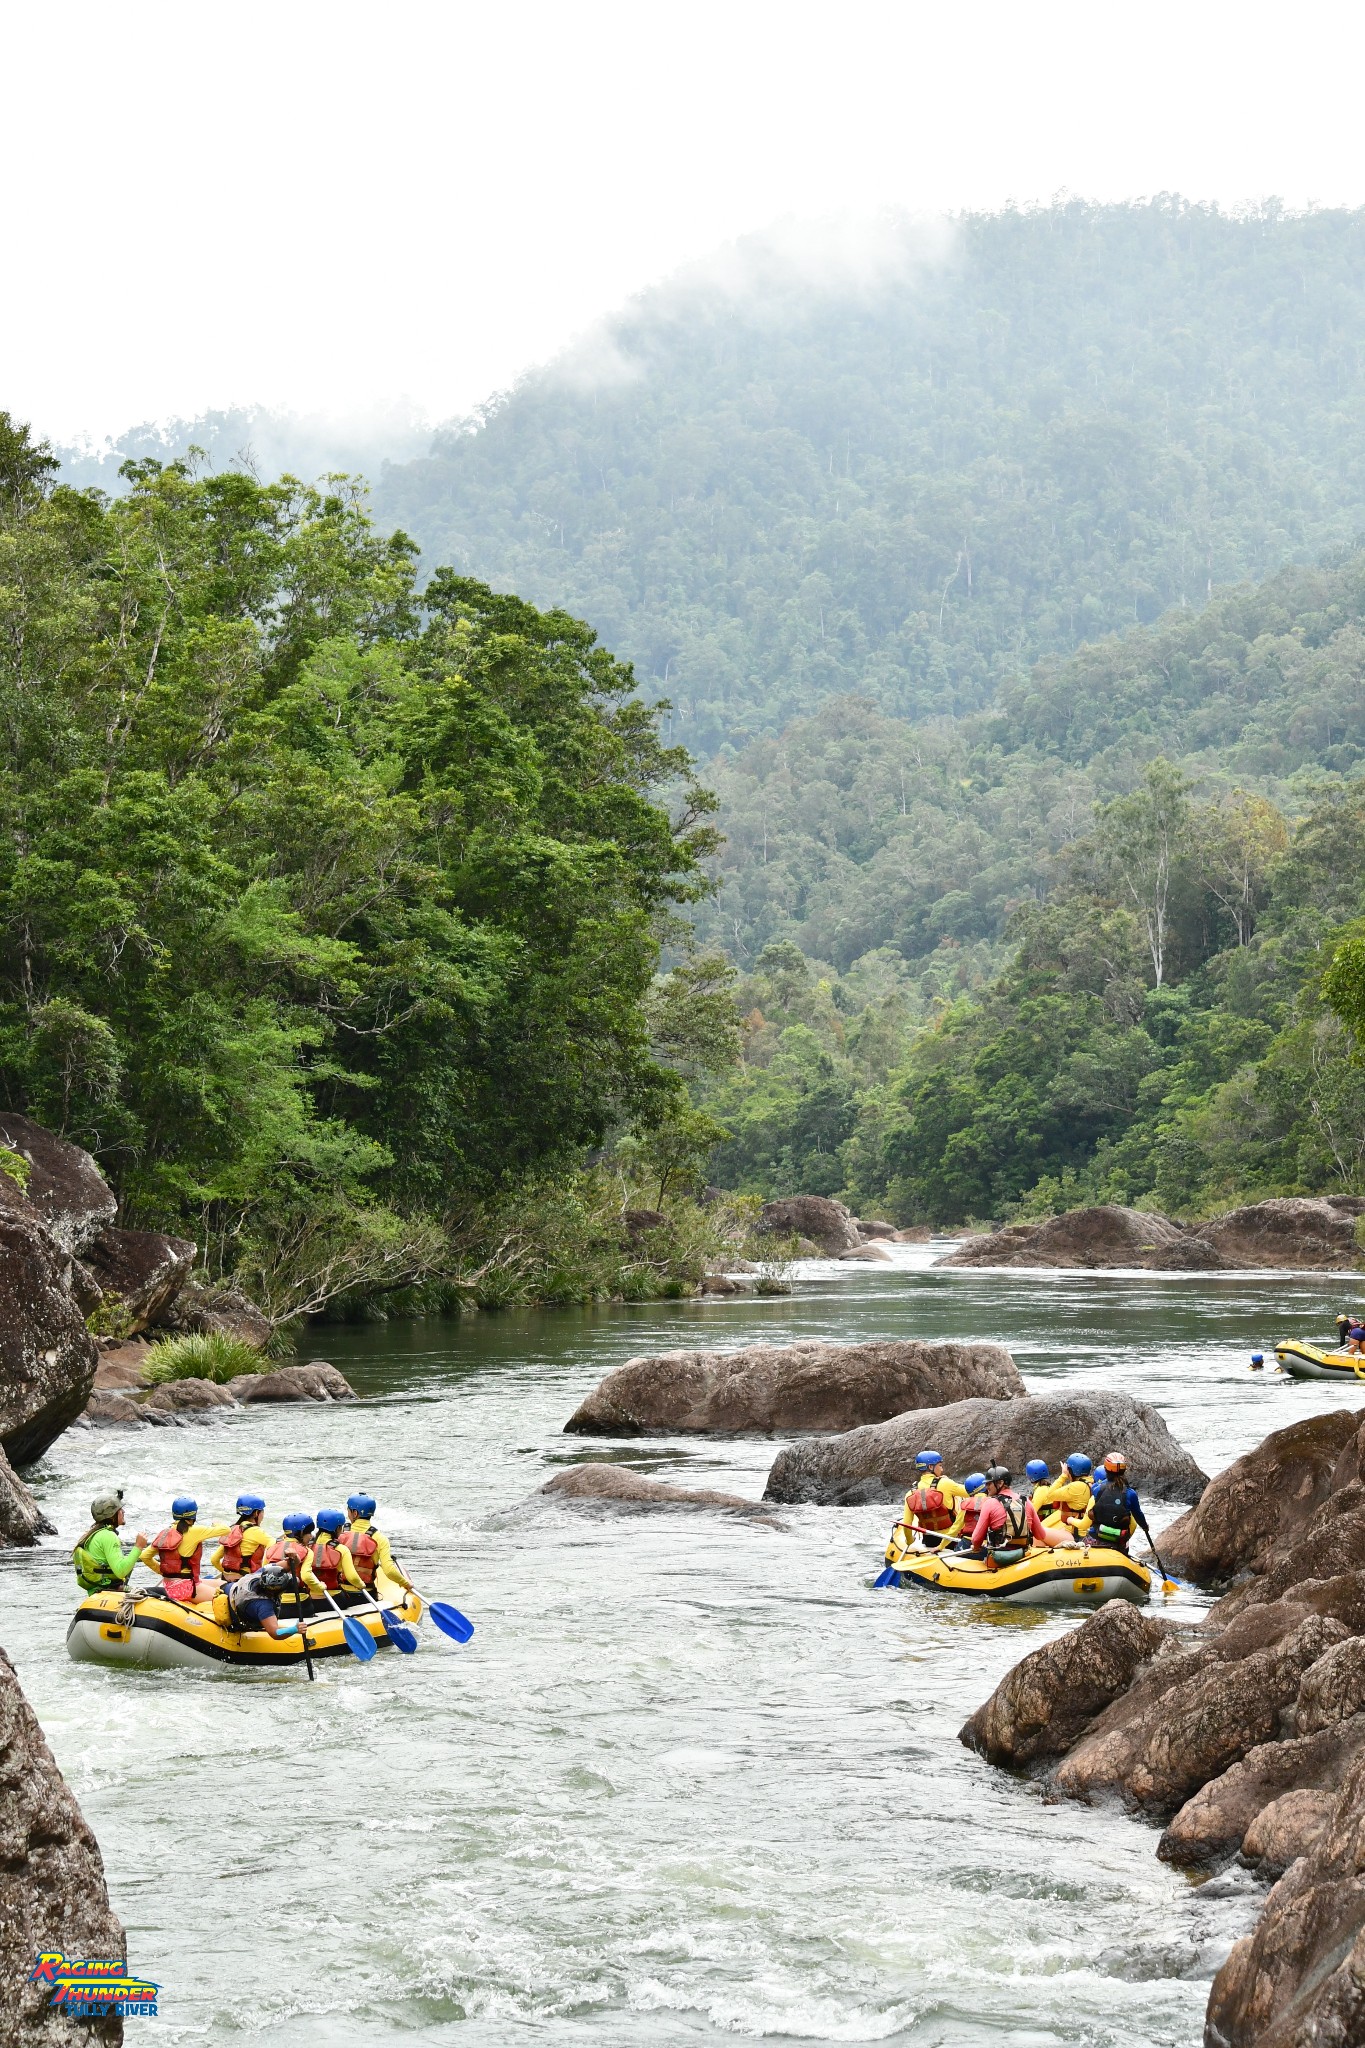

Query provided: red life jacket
[310,1538,345,1591]
[906,1484,953,1532]
[151,1525,201,1591]
[266,1537,311,1581]
[218,1522,259,1580]
[339,1525,379,1586]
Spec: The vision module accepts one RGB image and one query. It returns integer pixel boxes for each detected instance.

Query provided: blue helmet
[964,1472,987,1494]
[235,1493,265,1515]
[1066,1453,1093,1478]
[915,1450,943,1469]
[171,1496,198,1518]
[1025,1459,1049,1482]
[347,1492,376,1518]
[315,1507,346,1534]
[282,1511,314,1536]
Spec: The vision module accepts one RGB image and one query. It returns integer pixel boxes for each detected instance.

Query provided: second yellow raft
[887,1543,1150,1604]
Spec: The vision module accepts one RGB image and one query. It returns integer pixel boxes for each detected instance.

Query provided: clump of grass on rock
[141,1331,271,1386]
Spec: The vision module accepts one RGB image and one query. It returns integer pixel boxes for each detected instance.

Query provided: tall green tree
[0,416,718,1302]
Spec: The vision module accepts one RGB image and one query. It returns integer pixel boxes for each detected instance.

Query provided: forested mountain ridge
[372,200,1365,752]
[693,550,1365,976]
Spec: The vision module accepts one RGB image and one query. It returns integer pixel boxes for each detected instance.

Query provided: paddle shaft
[318,1584,377,1661]
[352,1582,417,1647]
[288,1559,315,1680]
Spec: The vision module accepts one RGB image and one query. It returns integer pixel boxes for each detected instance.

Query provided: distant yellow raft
[66,1575,422,1674]
[888,1543,1150,1605]
[1274,1340,1365,1383]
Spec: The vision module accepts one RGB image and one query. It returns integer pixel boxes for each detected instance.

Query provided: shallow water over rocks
[4,1245,1360,2046]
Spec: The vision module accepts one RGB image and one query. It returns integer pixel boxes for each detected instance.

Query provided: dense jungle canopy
[44,200,1365,1235]
[0,414,715,1304]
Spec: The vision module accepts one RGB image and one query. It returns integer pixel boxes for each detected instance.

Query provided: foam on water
[2,1253,1349,2045]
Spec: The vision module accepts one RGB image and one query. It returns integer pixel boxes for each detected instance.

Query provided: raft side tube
[891,1544,1151,1605]
[1274,1341,1365,1383]
[65,1576,422,1675]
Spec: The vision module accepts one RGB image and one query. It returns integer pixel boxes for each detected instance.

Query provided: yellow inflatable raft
[66,1578,422,1674]
[1274,1340,1365,1383]
[887,1542,1150,1605]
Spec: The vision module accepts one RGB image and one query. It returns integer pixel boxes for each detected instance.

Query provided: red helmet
[1103,1451,1127,1474]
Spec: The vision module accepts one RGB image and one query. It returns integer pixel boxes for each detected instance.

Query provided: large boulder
[1159,1408,1364,1586]
[0,1649,126,2046]
[563,1338,1024,1437]
[936,1196,1365,1274]
[538,1466,773,1514]
[753,1196,862,1256]
[137,1376,239,1415]
[1051,1610,1349,1816]
[154,1282,271,1349]
[763,1388,1208,1505]
[0,1442,54,1546]
[81,1228,195,1336]
[0,1110,117,1257]
[0,1174,100,1467]
[1206,1744,1365,2047]
[935,1205,1192,1270]
[235,1361,356,1404]
[961,1599,1174,1769]
[1158,1718,1365,1871]
[1192,1195,1365,1271]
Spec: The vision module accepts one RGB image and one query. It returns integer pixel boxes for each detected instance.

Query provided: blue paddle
[320,1586,377,1662]
[411,1586,474,1643]
[873,1565,899,1588]
[357,1588,418,1654]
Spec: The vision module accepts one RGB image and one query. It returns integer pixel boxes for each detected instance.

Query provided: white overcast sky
[7,0,1365,444]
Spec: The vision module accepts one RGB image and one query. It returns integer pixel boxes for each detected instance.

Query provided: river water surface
[5,1249,1363,2047]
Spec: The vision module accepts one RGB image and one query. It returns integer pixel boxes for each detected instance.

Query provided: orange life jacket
[906,1484,953,1532]
[339,1525,380,1586]
[266,1537,310,1580]
[310,1538,345,1591]
[218,1522,259,1580]
[151,1524,201,1585]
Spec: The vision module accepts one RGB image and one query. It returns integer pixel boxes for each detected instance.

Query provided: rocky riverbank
[961,1407,1365,2044]
[936,1197,1365,1273]
[1,1648,126,2046]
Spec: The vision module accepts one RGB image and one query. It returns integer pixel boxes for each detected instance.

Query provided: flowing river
[5,1248,1362,2047]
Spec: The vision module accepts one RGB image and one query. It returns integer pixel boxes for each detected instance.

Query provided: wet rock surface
[0,1648,126,2046]
[1194,1194,1365,1271]
[81,1227,195,1335]
[0,1173,100,1468]
[1207,1744,1365,2046]
[79,1357,357,1423]
[155,1281,271,1349]
[763,1387,1207,1505]
[1159,1408,1363,1585]
[935,1204,1187,1270]
[753,1196,862,1256]
[235,1360,356,1404]
[564,1338,1024,1437]
[961,1600,1174,1768]
[966,1408,1365,2043]
[1158,1718,1365,1870]
[934,1195,1365,1273]
[0,1443,54,1546]
[0,1111,117,1257]
[138,1376,239,1414]
[539,1466,774,1515]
